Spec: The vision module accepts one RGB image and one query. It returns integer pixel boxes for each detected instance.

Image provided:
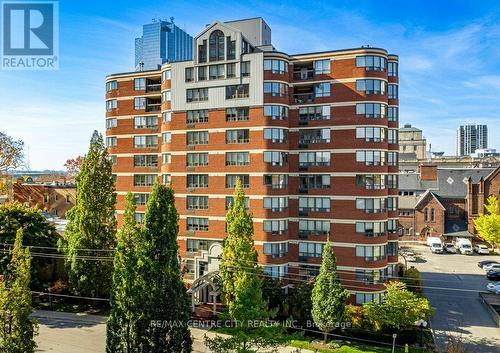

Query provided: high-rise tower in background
[135,18,193,71]
[456,124,488,156]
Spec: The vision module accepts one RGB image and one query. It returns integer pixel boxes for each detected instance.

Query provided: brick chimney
[419,164,438,181]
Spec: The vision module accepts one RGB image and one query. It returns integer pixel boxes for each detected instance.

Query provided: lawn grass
[289,339,435,353]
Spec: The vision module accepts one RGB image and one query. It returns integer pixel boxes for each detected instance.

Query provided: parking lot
[402,244,500,353]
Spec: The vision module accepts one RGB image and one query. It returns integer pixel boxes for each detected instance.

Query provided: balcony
[146,84,161,93]
[145,98,161,112]
[293,62,315,81]
[293,93,315,104]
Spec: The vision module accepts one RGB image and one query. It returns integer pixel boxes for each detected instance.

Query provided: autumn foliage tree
[0,131,24,173]
[64,155,84,179]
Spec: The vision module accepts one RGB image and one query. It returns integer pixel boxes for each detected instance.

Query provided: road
[402,244,500,353]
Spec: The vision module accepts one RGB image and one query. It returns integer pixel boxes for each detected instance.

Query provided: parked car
[456,238,473,255]
[486,282,500,294]
[478,260,499,268]
[487,270,500,281]
[401,251,417,262]
[484,263,500,272]
[474,244,490,255]
[444,243,457,253]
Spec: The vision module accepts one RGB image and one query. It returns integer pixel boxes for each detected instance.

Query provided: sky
[1,0,500,170]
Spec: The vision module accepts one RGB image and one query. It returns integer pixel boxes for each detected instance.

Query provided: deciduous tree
[64,155,84,179]
[474,195,500,248]
[0,132,23,173]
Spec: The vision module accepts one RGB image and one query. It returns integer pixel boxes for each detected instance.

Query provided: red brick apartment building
[105,18,399,304]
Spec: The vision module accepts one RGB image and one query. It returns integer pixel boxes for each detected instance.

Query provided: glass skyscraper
[135,19,193,71]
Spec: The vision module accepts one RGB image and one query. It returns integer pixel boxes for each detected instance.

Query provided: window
[299,106,330,121]
[356,79,386,95]
[356,55,386,71]
[263,174,288,189]
[226,107,249,121]
[198,66,207,80]
[209,30,225,62]
[106,137,117,147]
[314,82,330,97]
[241,61,250,77]
[134,155,158,167]
[388,84,398,99]
[263,220,288,235]
[187,174,208,188]
[185,67,194,82]
[355,245,387,261]
[387,107,398,121]
[299,151,330,167]
[227,37,236,60]
[314,59,330,74]
[263,128,288,143]
[299,197,330,212]
[388,62,398,77]
[187,131,209,145]
[356,127,386,142]
[44,194,49,203]
[186,88,209,102]
[263,82,288,97]
[187,110,209,125]
[430,208,435,222]
[187,153,208,167]
[387,152,398,166]
[355,293,381,305]
[162,174,171,185]
[187,217,209,231]
[356,198,387,213]
[263,265,288,279]
[226,129,249,144]
[299,242,324,258]
[187,239,212,252]
[134,174,156,186]
[162,153,171,164]
[226,63,236,78]
[162,132,171,144]
[263,242,288,258]
[299,128,330,144]
[388,129,398,144]
[209,64,225,79]
[162,90,170,103]
[106,118,117,129]
[299,220,330,237]
[263,151,288,166]
[225,196,249,210]
[226,174,249,188]
[162,70,171,81]
[299,175,330,190]
[356,103,387,118]
[387,175,398,188]
[355,221,386,237]
[355,269,385,284]
[226,84,249,99]
[162,111,171,123]
[134,193,149,205]
[388,219,397,233]
[106,80,117,91]
[187,196,209,210]
[387,242,398,257]
[134,78,146,90]
[263,105,288,120]
[134,97,146,110]
[66,195,71,204]
[106,99,117,112]
[198,40,207,63]
[264,59,288,74]
[356,150,386,166]
[226,152,249,166]
[134,135,157,148]
[135,212,145,224]
[356,174,385,189]
[134,116,158,129]
[263,197,288,212]
[387,197,398,211]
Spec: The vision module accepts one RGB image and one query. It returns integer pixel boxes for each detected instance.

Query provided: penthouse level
[105,17,399,305]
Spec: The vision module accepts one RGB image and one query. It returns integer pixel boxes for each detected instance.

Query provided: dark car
[478,260,498,269]
[486,270,500,281]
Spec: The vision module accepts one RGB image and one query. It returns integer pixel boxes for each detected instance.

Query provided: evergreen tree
[0,229,38,353]
[58,131,117,297]
[311,241,349,341]
[106,192,143,352]
[137,182,192,352]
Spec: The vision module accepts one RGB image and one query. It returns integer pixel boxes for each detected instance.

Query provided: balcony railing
[145,104,161,112]
[293,70,314,81]
[146,84,161,92]
[293,93,315,104]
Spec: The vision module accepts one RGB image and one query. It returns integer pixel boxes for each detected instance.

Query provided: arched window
[209,30,225,62]
[424,208,428,222]
[431,208,435,222]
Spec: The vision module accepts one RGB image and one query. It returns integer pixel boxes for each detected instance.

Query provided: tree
[402,267,423,294]
[362,281,432,331]
[0,202,58,288]
[0,229,38,353]
[285,281,313,328]
[0,131,23,173]
[137,182,192,352]
[106,193,143,353]
[311,241,349,341]
[64,155,84,179]
[474,195,500,248]
[260,277,285,314]
[58,131,117,297]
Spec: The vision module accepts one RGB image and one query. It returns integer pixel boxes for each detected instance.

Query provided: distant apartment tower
[135,18,193,71]
[456,124,488,156]
[106,17,399,304]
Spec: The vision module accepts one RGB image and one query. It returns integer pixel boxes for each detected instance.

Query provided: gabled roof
[414,190,446,210]
[194,21,241,41]
[485,165,500,182]
[437,168,493,198]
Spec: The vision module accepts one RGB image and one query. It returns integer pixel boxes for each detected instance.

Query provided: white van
[456,238,473,255]
[427,237,443,254]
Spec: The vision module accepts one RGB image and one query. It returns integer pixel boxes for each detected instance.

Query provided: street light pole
[392,333,397,353]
